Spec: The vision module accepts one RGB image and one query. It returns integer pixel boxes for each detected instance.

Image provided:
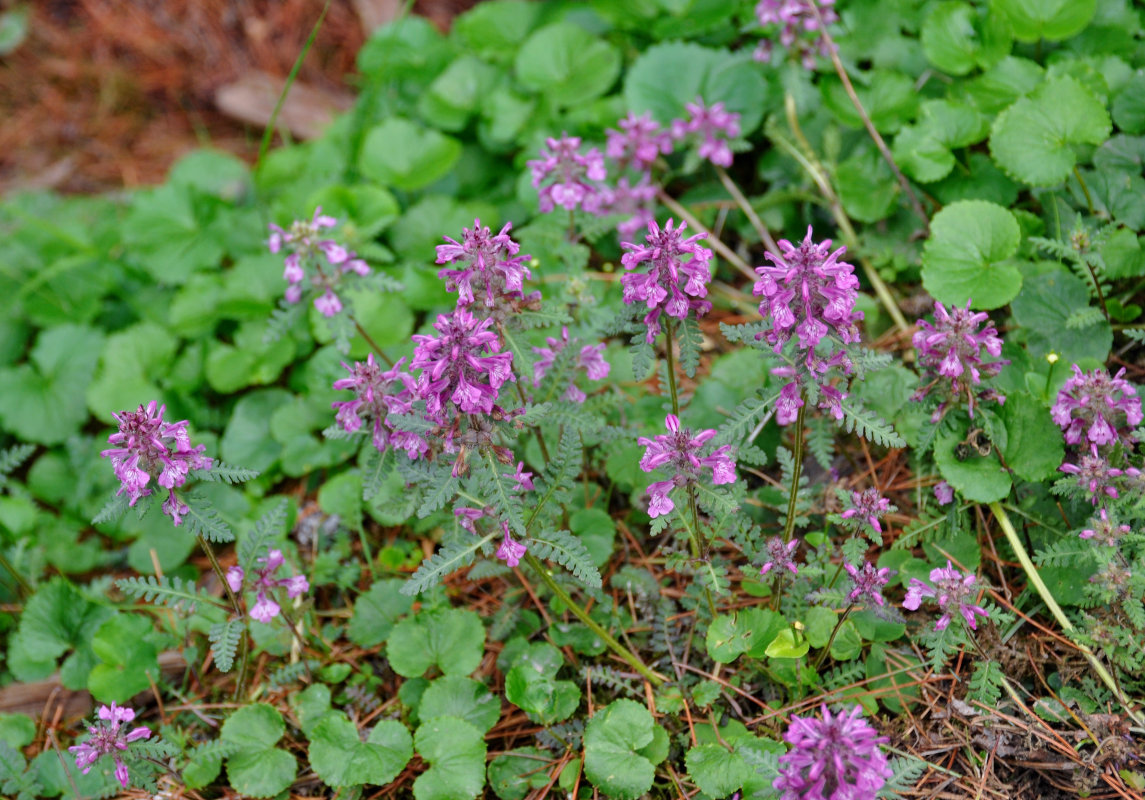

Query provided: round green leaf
[226,747,296,798]
[990,76,1112,186]
[387,608,485,678]
[221,703,285,751]
[359,118,461,191]
[1009,269,1112,364]
[836,150,898,223]
[85,322,178,420]
[822,71,919,134]
[922,200,1022,309]
[220,389,291,472]
[828,620,863,661]
[420,675,501,732]
[88,613,159,703]
[992,0,1096,43]
[454,1,541,62]
[487,748,552,800]
[583,699,656,800]
[414,717,487,800]
[686,743,750,799]
[515,23,620,107]
[348,579,414,647]
[1112,73,1145,134]
[934,428,1012,503]
[922,2,1012,76]
[309,714,413,788]
[764,627,810,659]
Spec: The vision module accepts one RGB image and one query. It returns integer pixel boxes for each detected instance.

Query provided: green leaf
[1112,72,1145,134]
[686,743,751,798]
[87,613,159,703]
[1000,392,1065,481]
[418,55,501,132]
[528,529,602,588]
[0,325,104,445]
[764,627,810,659]
[289,684,333,737]
[487,748,552,800]
[122,183,225,284]
[989,76,1111,186]
[0,6,29,55]
[8,578,112,685]
[308,714,413,788]
[625,42,771,136]
[569,507,616,568]
[505,644,581,725]
[836,150,898,223]
[921,2,1012,75]
[226,748,296,798]
[1010,269,1112,363]
[892,100,990,183]
[829,620,863,661]
[515,23,620,107]
[420,675,501,732]
[402,532,498,596]
[583,699,657,800]
[348,579,413,648]
[414,717,487,800]
[934,428,1012,503]
[359,118,461,191]
[992,0,1096,42]
[705,608,785,663]
[956,55,1044,113]
[0,715,34,750]
[221,704,285,751]
[387,608,485,678]
[454,1,541,62]
[822,71,919,134]
[85,321,178,420]
[220,389,291,472]
[921,200,1022,309]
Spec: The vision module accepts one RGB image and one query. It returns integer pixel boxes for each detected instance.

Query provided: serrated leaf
[194,461,259,484]
[921,2,1012,76]
[116,575,220,613]
[401,532,497,597]
[528,530,602,588]
[686,743,751,798]
[309,714,413,788]
[414,717,486,800]
[208,619,243,673]
[387,608,485,678]
[921,200,1022,309]
[420,675,501,732]
[583,700,657,800]
[993,0,1095,42]
[515,23,620,107]
[359,118,461,191]
[183,492,234,543]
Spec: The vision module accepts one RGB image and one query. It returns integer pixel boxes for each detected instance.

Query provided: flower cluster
[436,219,537,315]
[101,401,212,526]
[331,354,426,459]
[912,300,1007,421]
[606,112,673,172]
[68,703,151,788]
[903,560,988,631]
[670,98,741,168]
[267,207,368,316]
[754,0,839,68]
[1052,365,1142,448]
[621,218,713,343]
[773,704,892,800]
[532,327,611,403]
[227,549,310,624]
[760,536,800,577]
[1080,508,1131,546]
[410,308,515,420]
[838,488,895,538]
[638,414,736,517]
[845,561,892,609]
[528,134,607,214]
[1060,445,1130,505]
[601,175,659,240]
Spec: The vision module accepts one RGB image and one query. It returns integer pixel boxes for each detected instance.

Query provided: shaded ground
[0,0,472,194]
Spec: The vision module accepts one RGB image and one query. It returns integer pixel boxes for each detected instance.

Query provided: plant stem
[657,189,758,282]
[988,501,1142,726]
[197,535,250,699]
[713,165,780,254]
[0,549,31,598]
[352,319,395,367]
[522,552,667,685]
[811,604,854,672]
[663,321,681,416]
[771,400,807,605]
[1073,166,1095,216]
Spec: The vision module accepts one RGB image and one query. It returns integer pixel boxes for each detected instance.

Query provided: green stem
[0,548,31,598]
[523,552,667,685]
[988,502,1142,726]
[1073,166,1095,216]
[811,604,854,672]
[352,319,395,368]
[771,400,807,604]
[197,535,249,699]
[713,165,779,254]
[663,320,681,416]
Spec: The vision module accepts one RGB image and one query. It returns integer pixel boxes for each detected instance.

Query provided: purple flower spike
[839,488,894,536]
[101,401,213,526]
[754,0,839,69]
[621,218,713,343]
[496,522,527,568]
[773,704,892,800]
[637,414,736,518]
[606,112,673,171]
[410,308,515,420]
[760,536,800,577]
[1080,508,1131,546]
[912,300,1007,420]
[754,226,861,354]
[1052,365,1143,449]
[436,219,534,311]
[528,134,607,214]
[267,207,367,312]
[1060,445,1124,505]
[68,703,152,789]
[671,98,741,168]
[845,562,892,608]
[532,327,612,403]
[601,175,659,240]
[331,355,426,459]
[231,548,309,624]
[903,560,988,631]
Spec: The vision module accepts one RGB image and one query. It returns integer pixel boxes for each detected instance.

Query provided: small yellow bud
[1047,352,1060,364]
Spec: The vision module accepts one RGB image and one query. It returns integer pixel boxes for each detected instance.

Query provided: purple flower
[532,327,612,403]
[101,401,213,526]
[528,134,607,214]
[903,560,988,631]
[68,702,152,788]
[773,704,891,800]
[229,549,309,624]
[912,300,1007,420]
[1060,445,1124,505]
[331,354,426,458]
[267,207,368,314]
[754,0,838,69]
[776,381,806,426]
[606,112,673,171]
[845,562,892,608]
[637,414,736,518]
[314,289,343,318]
[1079,508,1131,546]
[507,461,534,492]
[760,536,799,577]
[410,308,515,420]
[933,481,954,505]
[839,488,894,536]
[670,98,741,168]
[1052,365,1143,448]
[621,218,713,343]
[455,506,492,535]
[600,175,659,240]
[436,219,534,311]
[496,522,527,568]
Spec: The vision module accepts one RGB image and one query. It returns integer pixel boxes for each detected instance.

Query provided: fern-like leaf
[194,461,260,484]
[418,473,460,518]
[529,530,602,588]
[715,389,781,446]
[209,618,244,672]
[238,498,288,571]
[967,659,1005,708]
[183,492,235,543]
[92,491,131,525]
[116,575,223,612]
[677,316,703,378]
[362,447,392,503]
[477,451,526,535]
[837,398,906,447]
[264,299,304,345]
[401,532,498,596]
[0,444,34,486]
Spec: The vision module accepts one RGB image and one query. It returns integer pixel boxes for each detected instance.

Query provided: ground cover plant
[1,0,1145,797]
